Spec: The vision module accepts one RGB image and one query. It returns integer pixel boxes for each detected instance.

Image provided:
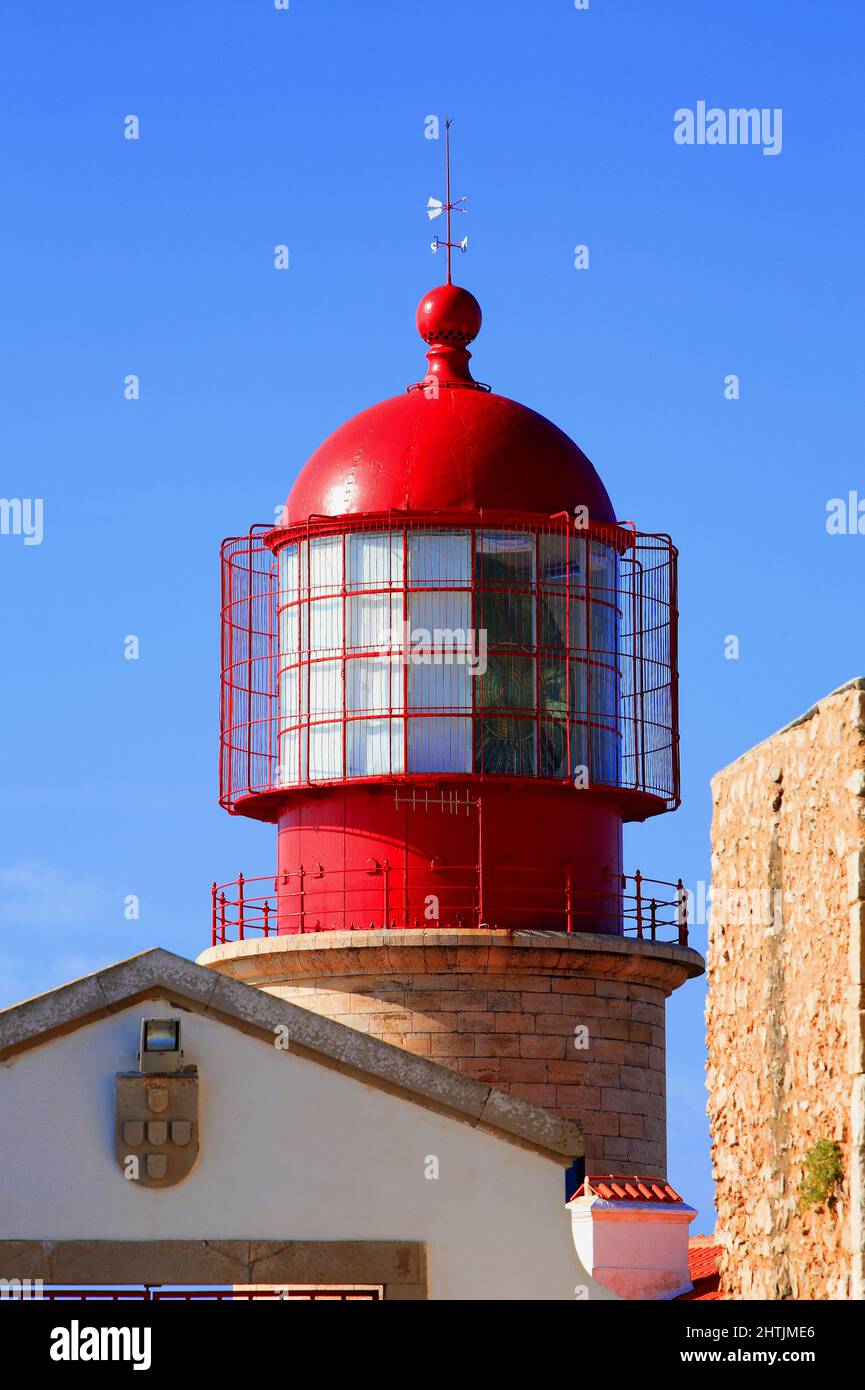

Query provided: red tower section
[204,278,703,1176]
[219,284,681,937]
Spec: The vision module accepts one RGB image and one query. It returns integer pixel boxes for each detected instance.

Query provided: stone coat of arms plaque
[114,1069,199,1188]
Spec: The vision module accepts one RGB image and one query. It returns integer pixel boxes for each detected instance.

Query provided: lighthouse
[200,131,704,1181]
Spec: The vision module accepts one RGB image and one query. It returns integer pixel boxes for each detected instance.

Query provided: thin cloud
[0,860,115,929]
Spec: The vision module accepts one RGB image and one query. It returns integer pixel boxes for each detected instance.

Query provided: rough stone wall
[707,678,865,1300]
[200,931,704,1177]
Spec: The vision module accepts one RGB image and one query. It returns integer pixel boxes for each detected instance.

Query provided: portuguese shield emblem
[115,1071,199,1188]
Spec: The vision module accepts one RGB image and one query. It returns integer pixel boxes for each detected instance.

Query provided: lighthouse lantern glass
[221,521,677,812]
[274,523,623,788]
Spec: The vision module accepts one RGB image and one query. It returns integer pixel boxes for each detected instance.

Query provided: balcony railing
[209,865,688,947]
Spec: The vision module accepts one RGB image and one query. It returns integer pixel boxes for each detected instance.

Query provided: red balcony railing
[209,865,689,947]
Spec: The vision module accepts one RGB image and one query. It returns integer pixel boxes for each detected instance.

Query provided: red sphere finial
[416,283,482,347]
[415,284,482,389]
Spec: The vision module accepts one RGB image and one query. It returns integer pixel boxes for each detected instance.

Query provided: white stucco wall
[0,1000,609,1300]
[570,1200,695,1300]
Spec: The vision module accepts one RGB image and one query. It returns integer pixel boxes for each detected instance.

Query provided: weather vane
[426,117,467,284]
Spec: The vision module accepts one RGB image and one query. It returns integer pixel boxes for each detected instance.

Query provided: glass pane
[308,596,341,653]
[478,654,536,713]
[571,723,589,778]
[590,597,618,656]
[279,542,299,594]
[569,533,587,585]
[540,659,567,717]
[587,653,621,785]
[408,717,472,773]
[569,593,588,652]
[562,533,584,652]
[309,535,343,596]
[409,530,471,586]
[477,589,534,649]
[538,532,568,587]
[279,603,299,658]
[347,718,404,776]
[589,718,621,786]
[347,531,403,589]
[278,545,300,657]
[409,589,471,638]
[280,667,299,720]
[570,658,589,718]
[539,720,569,778]
[537,590,566,650]
[589,537,617,590]
[346,656,403,715]
[278,728,299,785]
[308,722,342,781]
[476,530,535,585]
[568,659,590,779]
[475,717,536,775]
[307,660,342,717]
[589,658,618,717]
[347,592,401,651]
[588,540,618,654]
[409,659,471,711]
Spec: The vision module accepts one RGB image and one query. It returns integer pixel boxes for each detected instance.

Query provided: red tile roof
[569,1173,684,1203]
[677,1241,722,1300]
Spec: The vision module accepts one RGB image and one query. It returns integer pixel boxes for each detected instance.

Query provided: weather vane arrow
[426,117,468,284]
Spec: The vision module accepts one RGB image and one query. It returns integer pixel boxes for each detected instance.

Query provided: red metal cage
[219,514,679,820]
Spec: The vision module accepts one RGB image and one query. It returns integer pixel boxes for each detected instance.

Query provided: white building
[0,948,615,1301]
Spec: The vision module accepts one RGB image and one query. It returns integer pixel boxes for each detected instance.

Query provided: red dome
[283,284,615,525]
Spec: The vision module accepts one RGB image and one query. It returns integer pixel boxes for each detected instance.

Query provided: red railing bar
[206,865,690,945]
[634,868,643,939]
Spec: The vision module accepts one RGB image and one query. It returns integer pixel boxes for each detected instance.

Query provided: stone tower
[707,677,865,1298]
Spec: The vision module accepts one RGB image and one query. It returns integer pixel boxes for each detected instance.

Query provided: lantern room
[217,282,681,938]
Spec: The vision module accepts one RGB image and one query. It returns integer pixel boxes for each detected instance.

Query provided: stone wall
[707,678,865,1300]
[200,929,704,1176]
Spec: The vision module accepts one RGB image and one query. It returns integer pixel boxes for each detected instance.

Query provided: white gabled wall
[0,1001,614,1301]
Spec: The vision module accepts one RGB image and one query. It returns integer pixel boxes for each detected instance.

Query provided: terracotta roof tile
[569,1173,683,1203]
[677,1242,722,1300]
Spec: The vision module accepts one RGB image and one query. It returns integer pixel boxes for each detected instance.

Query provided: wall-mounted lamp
[138,1017,183,1074]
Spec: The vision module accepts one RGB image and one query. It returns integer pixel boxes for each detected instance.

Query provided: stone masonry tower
[707,677,865,1299]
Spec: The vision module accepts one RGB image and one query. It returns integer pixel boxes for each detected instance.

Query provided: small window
[409,530,471,586]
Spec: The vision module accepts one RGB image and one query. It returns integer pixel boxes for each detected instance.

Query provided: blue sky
[1,0,863,1231]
